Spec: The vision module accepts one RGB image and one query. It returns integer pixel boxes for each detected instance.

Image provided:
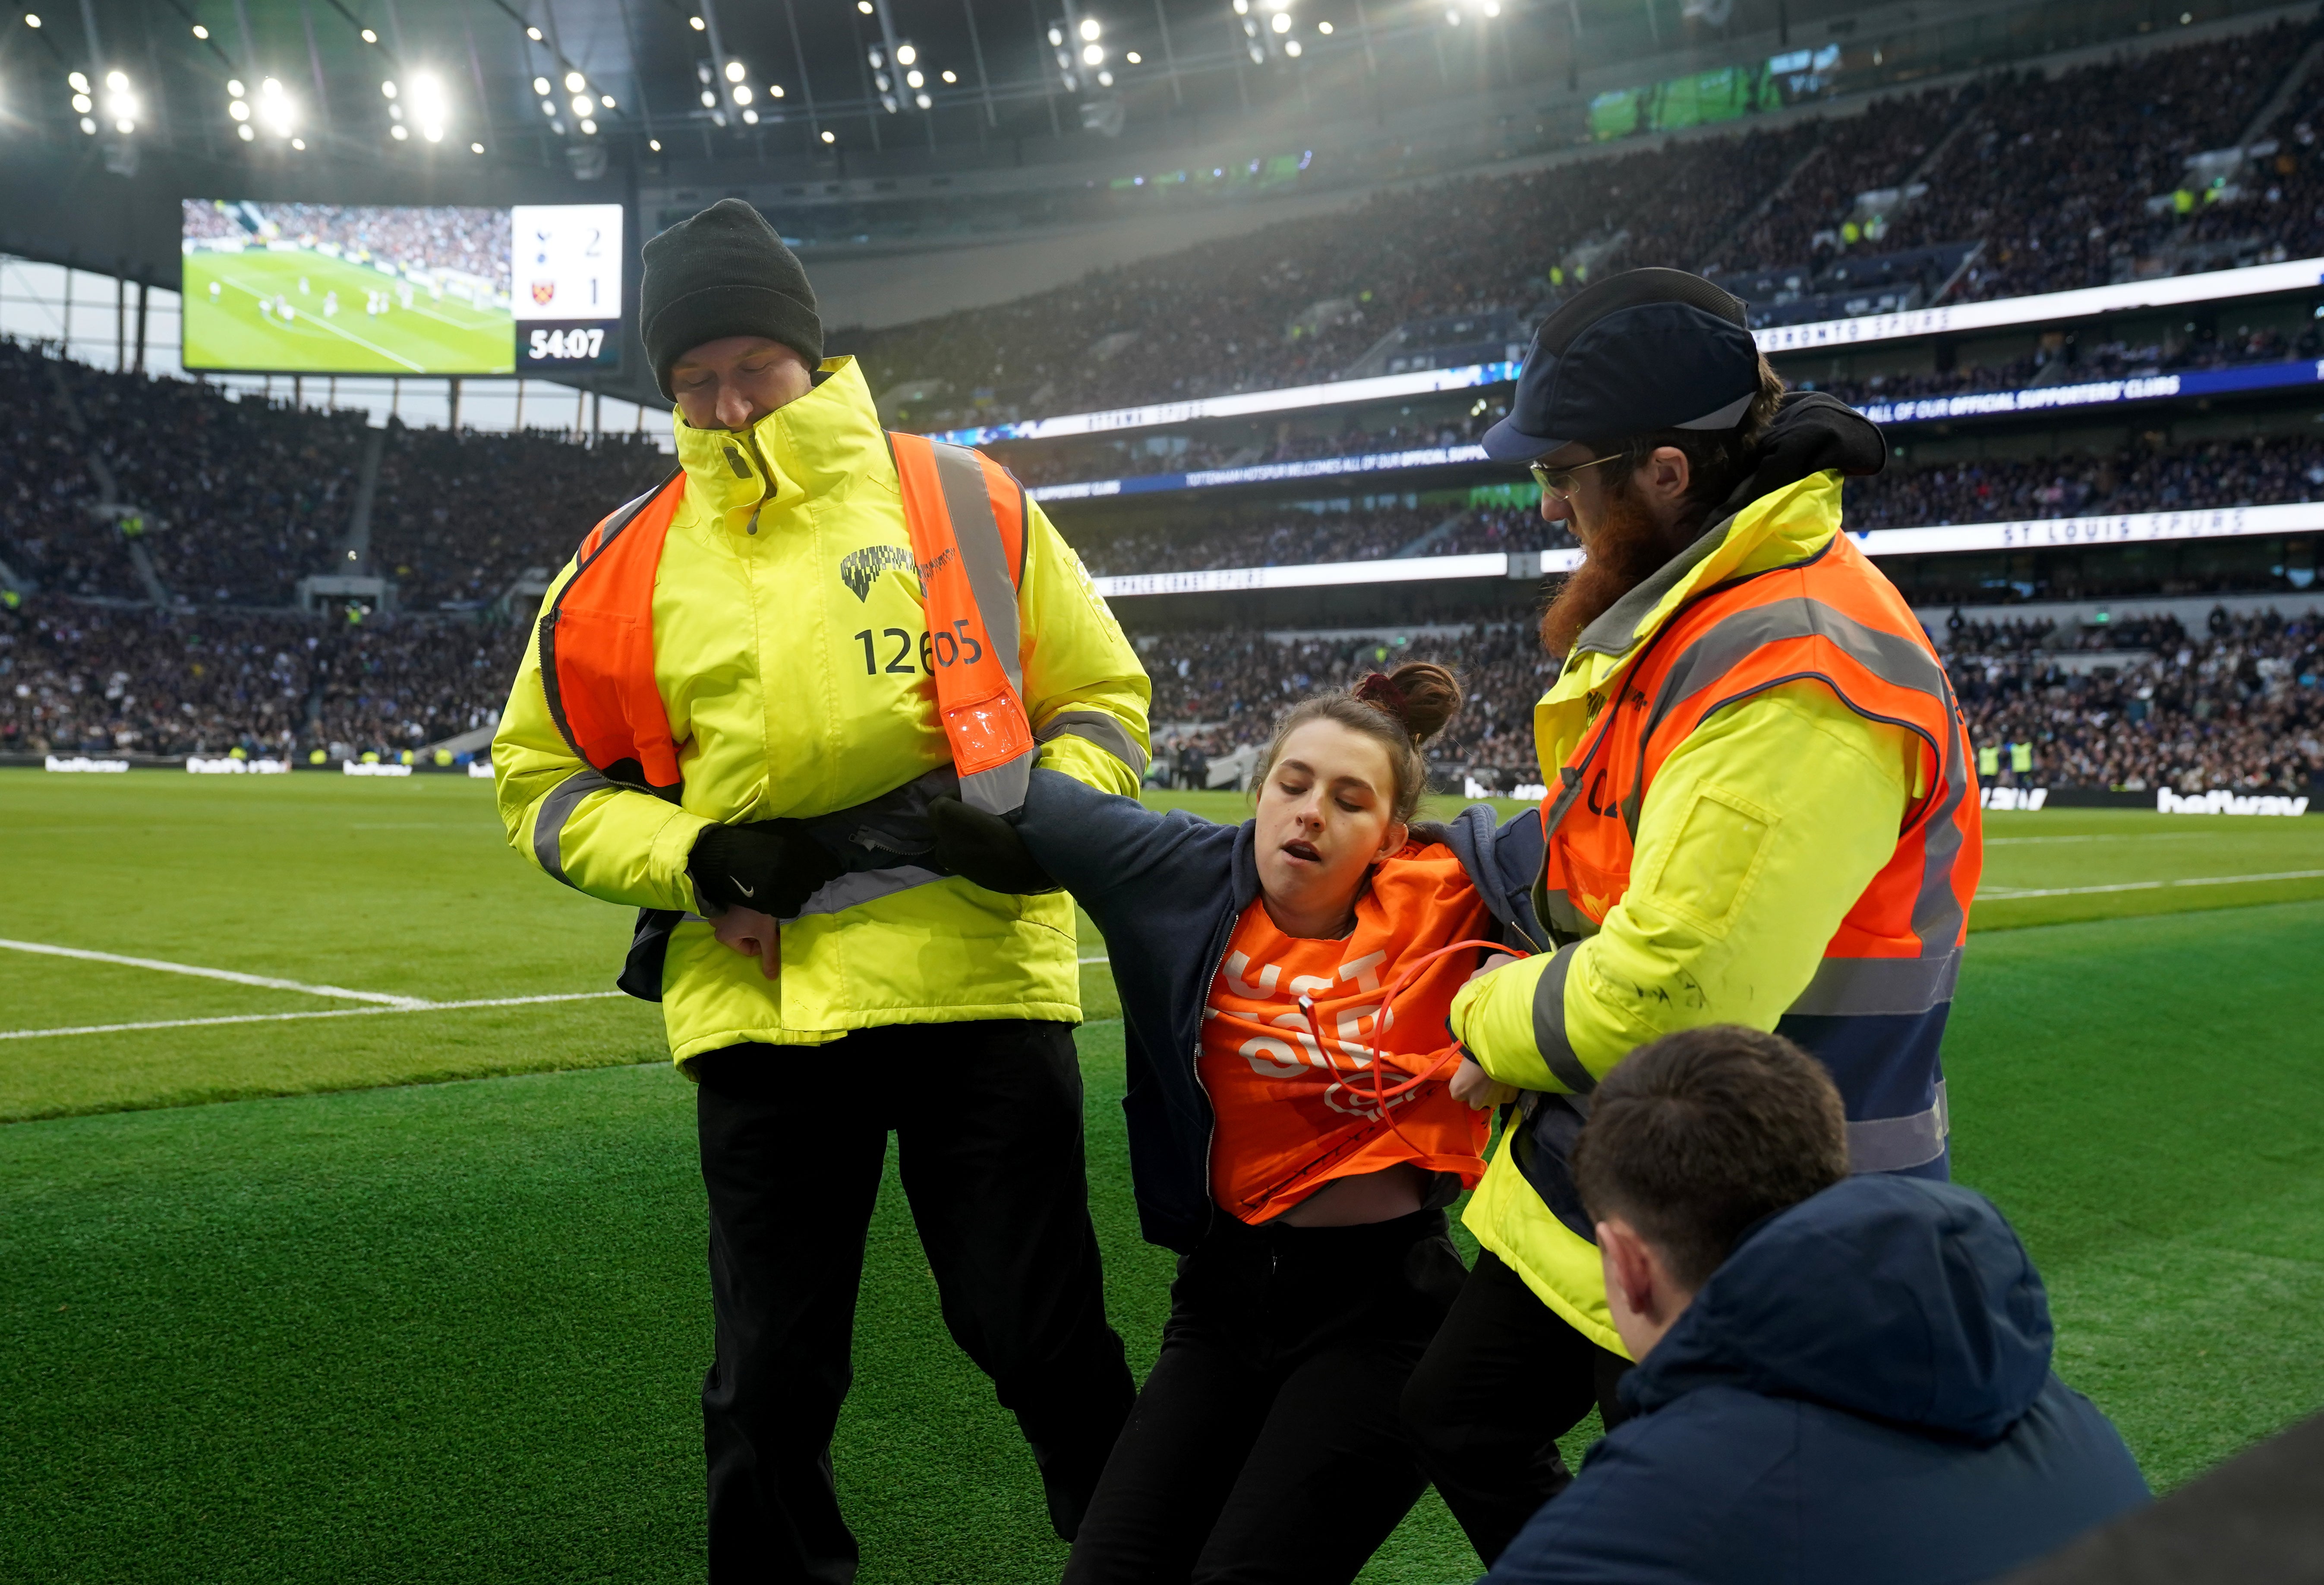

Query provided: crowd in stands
[1008,406,1498,487]
[0,598,523,761]
[839,19,2320,423]
[369,427,670,608]
[1843,432,2324,529]
[1945,607,2324,793]
[1071,503,1571,577]
[1815,322,2318,408]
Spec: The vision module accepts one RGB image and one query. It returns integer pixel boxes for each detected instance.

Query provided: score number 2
[529,327,607,360]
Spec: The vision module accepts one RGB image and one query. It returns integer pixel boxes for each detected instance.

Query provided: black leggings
[1063,1208,1469,1585]
[1400,1247,1633,1567]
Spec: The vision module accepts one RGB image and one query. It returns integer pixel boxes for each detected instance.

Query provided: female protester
[924,663,1550,1585]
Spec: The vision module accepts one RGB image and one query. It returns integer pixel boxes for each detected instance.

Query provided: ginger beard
[1538,475,1703,660]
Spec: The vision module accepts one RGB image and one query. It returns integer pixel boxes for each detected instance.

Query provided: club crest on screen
[531,280,556,306]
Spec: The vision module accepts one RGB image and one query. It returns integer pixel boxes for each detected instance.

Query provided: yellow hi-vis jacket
[1451,472,1930,1355]
[493,357,1151,1065]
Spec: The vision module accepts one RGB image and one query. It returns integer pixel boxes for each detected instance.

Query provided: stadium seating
[839,19,2321,425]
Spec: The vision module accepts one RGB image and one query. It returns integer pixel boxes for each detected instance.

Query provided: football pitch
[181,249,516,376]
[4,770,2321,1582]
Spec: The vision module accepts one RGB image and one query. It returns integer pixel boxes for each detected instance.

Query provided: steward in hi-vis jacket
[492,200,1149,1584]
[1397,269,1983,1569]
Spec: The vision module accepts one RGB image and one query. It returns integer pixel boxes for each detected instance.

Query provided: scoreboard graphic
[512,204,624,372]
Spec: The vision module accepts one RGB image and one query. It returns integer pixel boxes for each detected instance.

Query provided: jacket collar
[669,355,886,531]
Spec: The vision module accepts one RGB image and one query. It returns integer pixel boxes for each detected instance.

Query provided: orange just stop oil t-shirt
[1199,839,1498,1225]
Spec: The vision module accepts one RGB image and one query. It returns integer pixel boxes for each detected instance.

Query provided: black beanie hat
[640,199,823,398]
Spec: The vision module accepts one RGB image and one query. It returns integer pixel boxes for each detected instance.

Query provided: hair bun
[1357,661,1461,745]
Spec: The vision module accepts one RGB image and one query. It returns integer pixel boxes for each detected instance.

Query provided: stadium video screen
[180,200,624,376]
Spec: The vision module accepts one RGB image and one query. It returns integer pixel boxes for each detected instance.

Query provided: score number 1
[529,327,607,361]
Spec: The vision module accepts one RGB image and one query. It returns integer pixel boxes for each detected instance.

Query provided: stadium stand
[837,19,2324,425]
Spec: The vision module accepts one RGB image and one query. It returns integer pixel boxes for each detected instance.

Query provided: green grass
[3,769,2322,1582]
[182,248,515,376]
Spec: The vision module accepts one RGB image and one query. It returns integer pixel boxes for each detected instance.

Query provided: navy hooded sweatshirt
[1485,1175,2149,1585]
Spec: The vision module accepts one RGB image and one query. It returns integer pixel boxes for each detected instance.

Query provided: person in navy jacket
[1487,1024,2149,1585]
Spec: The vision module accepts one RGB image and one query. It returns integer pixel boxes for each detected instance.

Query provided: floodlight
[896,43,917,64]
[1126,50,1140,61]
[526,25,542,39]
[857,1,872,12]
[191,23,207,38]
[1232,0,1247,12]
[771,84,785,97]
[1078,17,1101,39]
[229,99,249,120]
[580,117,597,132]
[291,137,305,148]
[1483,0,1500,13]
[723,59,746,81]
[547,100,561,113]
[23,11,38,25]
[742,107,758,123]
[1444,7,1459,21]
[70,92,90,112]
[690,13,705,26]
[1271,12,1290,30]
[228,78,244,95]
[382,79,398,97]
[940,69,955,81]
[700,89,715,106]
[874,71,889,89]
[915,91,931,107]
[391,123,408,139]
[473,140,487,151]
[868,47,883,66]
[360,27,376,41]
[565,70,586,91]
[1317,19,1332,30]
[237,122,254,140]
[1048,26,1063,44]
[1082,42,1103,63]
[822,129,837,142]
[1095,69,1111,84]
[732,84,750,103]
[905,69,922,87]
[67,69,88,91]
[648,137,662,150]
[79,115,93,132]
[533,75,550,95]
[1284,38,1299,52]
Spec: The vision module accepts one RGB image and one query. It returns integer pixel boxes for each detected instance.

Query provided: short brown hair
[1251,660,1461,826]
[1569,1025,1848,1291]
[1597,353,1788,535]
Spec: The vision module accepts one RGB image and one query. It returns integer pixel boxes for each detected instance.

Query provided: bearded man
[1402,268,1985,1566]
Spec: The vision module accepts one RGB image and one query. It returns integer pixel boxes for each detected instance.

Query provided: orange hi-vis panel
[536,435,1034,811]
[1522,531,1982,1215]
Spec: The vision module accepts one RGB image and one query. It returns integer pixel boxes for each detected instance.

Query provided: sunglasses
[1528,452,1621,500]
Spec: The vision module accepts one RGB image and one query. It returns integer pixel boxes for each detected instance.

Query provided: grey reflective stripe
[929,441,1024,696]
[1529,941,1598,1094]
[1642,595,1951,753]
[959,759,1033,816]
[1847,1079,1949,1173]
[783,863,948,920]
[1909,681,1972,956]
[1787,951,1961,1017]
[533,769,617,887]
[1037,709,1149,775]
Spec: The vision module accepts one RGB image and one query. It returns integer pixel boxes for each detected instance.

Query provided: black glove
[926,795,1059,895]
[688,820,848,917]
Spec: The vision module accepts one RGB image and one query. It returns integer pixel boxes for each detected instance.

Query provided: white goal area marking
[1979,868,2324,901]
[0,937,624,1042]
[0,992,628,1043]
[0,937,431,1008]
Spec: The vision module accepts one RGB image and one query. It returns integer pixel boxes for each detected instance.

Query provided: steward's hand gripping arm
[1015,499,1152,797]
[1451,685,1920,1092]
[492,563,713,911]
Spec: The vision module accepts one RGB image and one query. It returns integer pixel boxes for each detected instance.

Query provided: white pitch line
[0,991,627,1043]
[1078,955,1110,965]
[0,937,431,1008]
[1979,868,2324,901]
[1984,833,2218,846]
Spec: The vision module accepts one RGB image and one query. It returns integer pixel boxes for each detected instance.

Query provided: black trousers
[695,1020,1135,1585]
[1063,1207,1469,1585]
[1400,1247,1633,1567]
